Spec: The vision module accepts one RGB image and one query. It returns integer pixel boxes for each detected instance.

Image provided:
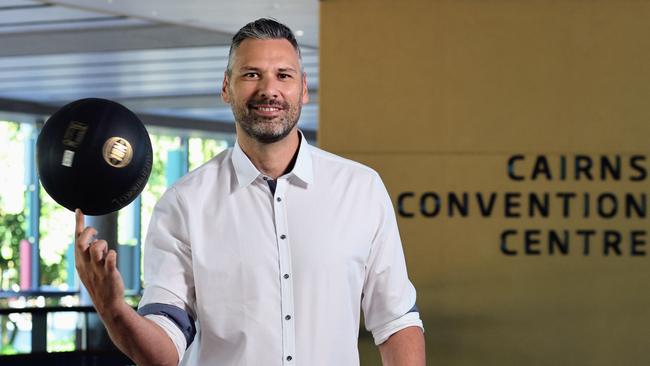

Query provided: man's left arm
[378,326,425,366]
[363,173,425,364]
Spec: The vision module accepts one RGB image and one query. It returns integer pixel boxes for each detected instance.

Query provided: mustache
[247,99,288,108]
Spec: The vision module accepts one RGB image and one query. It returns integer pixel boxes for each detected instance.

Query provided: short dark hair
[226,18,302,76]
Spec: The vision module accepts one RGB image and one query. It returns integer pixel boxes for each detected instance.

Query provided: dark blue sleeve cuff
[407,303,419,313]
[138,303,196,349]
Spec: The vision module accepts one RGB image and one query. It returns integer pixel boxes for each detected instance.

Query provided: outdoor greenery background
[0,119,228,354]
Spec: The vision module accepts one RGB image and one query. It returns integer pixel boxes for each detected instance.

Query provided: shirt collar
[290,131,314,185]
[232,130,314,189]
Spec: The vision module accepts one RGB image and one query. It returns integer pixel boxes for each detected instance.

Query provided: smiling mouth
[249,103,285,118]
[253,106,282,112]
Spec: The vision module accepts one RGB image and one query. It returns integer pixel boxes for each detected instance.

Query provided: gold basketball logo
[102,137,133,168]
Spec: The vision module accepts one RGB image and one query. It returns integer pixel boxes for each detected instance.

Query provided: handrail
[0,289,141,299]
[0,305,136,354]
[0,305,96,315]
[0,290,78,299]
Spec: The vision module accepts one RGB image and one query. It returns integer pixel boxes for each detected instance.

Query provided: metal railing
[0,296,134,365]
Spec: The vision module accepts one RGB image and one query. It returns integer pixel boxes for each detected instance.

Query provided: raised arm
[74,209,179,366]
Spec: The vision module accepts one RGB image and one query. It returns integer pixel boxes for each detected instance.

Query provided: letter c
[397,192,415,218]
[508,155,525,181]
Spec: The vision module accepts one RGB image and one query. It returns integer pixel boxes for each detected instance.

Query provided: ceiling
[0,0,320,136]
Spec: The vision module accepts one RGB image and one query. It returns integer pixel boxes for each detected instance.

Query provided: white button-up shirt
[139,133,423,366]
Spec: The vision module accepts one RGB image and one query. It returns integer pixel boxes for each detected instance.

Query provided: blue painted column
[118,195,142,293]
[166,136,189,186]
[23,122,41,290]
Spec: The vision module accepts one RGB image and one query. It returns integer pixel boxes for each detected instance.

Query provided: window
[1,117,234,355]
[0,120,26,292]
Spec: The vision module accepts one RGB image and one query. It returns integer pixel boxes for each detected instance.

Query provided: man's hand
[72,209,179,365]
[74,209,126,316]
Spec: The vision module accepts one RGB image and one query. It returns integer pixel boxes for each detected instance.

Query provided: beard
[232,95,302,144]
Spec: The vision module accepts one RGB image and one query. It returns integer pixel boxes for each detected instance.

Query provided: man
[75,18,425,365]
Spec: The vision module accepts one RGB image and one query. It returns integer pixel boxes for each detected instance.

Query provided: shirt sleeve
[138,186,197,363]
[143,314,188,362]
[361,173,424,345]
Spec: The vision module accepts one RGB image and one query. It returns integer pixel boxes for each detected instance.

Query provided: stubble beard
[233,97,302,144]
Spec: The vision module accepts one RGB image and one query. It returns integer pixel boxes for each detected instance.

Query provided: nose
[257,75,280,99]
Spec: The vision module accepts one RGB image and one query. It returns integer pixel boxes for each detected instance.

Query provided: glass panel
[188,136,228,171]
[118,199,139,247]
[0,121,26,292]
[140,134,180,244]
[3,312,31,354]
[47,311,77,352]
[38,185,74,290]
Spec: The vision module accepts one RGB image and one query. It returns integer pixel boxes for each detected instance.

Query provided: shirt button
[277,197,282,202]
[280,234,286,240]
[286,356,292,361]
[283,273,290,279]
[285,315,291,320]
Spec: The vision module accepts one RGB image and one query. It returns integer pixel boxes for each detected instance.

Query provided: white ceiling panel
[3,81,222,103]
[44,0,320,47]
[0,0,320,131]
[0,16,149,33]
[0,24,233,56]
[0,4,121,26]
[0,0,43,8]
[0,59,224,79]
[0,70,221,90]
[0,46,231,68]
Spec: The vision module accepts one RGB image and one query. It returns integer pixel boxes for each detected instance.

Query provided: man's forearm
[378,326,425,366]
[100,302,179,366]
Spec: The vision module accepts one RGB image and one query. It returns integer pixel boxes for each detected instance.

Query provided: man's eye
[278,73,291,79]
[244,73,259,78]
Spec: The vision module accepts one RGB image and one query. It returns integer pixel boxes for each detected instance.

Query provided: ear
[301,72,309,104]
[221,72,231,104]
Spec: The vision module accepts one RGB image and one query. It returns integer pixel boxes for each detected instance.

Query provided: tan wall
[320,1,650,365]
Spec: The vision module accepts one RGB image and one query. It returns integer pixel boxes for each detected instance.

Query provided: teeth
[257,107,279,111]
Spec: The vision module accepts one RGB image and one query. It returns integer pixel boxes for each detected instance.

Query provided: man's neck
[236,128,300,179]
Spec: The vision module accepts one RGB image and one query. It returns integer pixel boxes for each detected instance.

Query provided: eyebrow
[238,66,298,74]
[278,67,298,74]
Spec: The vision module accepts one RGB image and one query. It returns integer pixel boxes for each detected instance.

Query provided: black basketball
[36,98,153,216]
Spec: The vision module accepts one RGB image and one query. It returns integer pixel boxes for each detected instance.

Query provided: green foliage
[47,334,76,352]
[189,137,228,171]
[139,134,180,243]
[0,207,25,289]
[38,185,70,287]
[0,207,25,353]
[149,134,170,192]
[0,342,18,355]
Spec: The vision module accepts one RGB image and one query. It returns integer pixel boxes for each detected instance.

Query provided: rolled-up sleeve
[138,187,197,362]
[362,174,424,345]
